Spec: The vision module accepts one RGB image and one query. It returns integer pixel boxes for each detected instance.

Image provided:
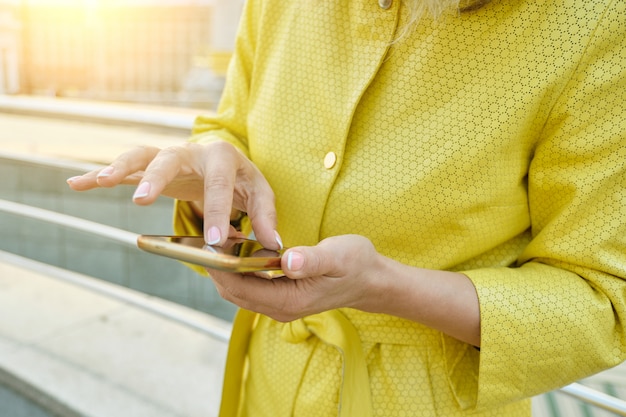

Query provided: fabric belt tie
[219,309,373,417]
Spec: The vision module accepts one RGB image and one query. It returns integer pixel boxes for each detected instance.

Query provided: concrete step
[0,251,229,417]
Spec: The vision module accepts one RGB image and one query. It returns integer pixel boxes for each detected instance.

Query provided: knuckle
[125,145,159,165]
[222,282,249,305]
[307,252,325,275]
[275,295,307,321]
[215,282,238,303]
[157,145,185,162]
[212,281,229,300]
[136,144,159,155]
[207,140,236,154]
[204,173,233,190]
[254,187,277,208]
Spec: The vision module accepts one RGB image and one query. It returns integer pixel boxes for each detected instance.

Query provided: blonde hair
[396,0,491,41]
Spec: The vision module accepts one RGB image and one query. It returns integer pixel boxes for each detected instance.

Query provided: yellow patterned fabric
[173,0,626,415]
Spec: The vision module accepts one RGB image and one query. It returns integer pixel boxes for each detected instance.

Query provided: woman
[68,0,626,415]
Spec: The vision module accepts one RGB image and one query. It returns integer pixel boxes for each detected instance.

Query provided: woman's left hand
[208,235,383,322]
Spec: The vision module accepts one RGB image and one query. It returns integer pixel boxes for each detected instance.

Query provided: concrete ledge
[0,366,81,417]
[0,95,204,133]
[0,108,189,164]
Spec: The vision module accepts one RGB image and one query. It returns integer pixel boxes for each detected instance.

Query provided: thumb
[282,245,336,279]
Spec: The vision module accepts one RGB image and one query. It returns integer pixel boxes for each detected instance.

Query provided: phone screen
[167,236,277,257]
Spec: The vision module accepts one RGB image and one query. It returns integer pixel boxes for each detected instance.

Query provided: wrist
[356,253,402,314]
[359,257,481,347]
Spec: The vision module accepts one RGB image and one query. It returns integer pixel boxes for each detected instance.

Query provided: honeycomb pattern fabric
[175,0,626,415]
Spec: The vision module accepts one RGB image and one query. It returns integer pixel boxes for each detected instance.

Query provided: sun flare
[26,0,98,5]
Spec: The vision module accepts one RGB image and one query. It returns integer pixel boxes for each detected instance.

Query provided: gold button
[378,0,392,9]
[324,152,337,169]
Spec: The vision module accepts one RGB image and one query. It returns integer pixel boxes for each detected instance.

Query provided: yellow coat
[174,0,626,415]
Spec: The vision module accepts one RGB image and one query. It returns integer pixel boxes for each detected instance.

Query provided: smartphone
[137,235,285,279]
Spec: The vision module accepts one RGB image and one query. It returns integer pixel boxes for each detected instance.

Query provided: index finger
[201,141,280,249]
[202,145,238,246]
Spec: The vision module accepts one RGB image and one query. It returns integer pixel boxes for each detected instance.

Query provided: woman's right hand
[66,141,281,250]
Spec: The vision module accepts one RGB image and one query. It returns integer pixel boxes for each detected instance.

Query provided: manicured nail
[274,231,284,250]
[206,226,221,245]
[133,182,151,199]
[97,166,115,178]
[66,176,81,184]
[287,251,304,271]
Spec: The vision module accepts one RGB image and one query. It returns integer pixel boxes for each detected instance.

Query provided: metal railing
[0,198,231,343]
[559,383,626,415]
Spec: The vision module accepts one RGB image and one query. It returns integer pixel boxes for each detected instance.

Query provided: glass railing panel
[0,155,237,322]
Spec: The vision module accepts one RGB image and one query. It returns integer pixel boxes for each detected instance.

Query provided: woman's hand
[208,235,383,322]
[66,141,282,250]
[210,234,481,346]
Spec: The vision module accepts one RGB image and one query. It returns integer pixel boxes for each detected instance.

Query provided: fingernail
[206,226,221,245]
[133,182,151,199]
[274,231,284,250]
[287,251,304,271]
[97,166,114,178]
[66,176,81,184]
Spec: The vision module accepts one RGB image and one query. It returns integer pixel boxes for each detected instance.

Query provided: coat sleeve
[451,0,626,409]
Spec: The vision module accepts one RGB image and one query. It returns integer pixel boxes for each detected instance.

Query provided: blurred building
[5,0,244,109]
[0,0,20,94]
